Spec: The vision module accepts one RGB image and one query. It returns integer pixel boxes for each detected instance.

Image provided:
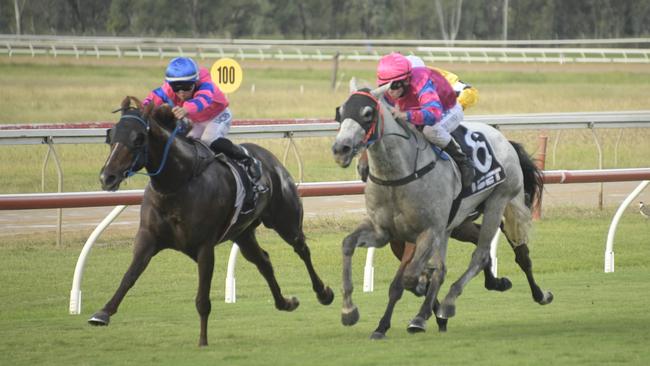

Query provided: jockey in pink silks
[375,52,474,187]
[143,57,265,191]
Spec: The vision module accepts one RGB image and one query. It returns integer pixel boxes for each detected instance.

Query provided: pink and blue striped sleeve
[407,80,443,126]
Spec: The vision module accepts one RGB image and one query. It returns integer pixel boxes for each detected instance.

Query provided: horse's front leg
[195,244,215,347]
[371,242,414,339]
[89,230,159,326]
[406,232,448,334]
[402,228,439,295]
[341,219,389,327]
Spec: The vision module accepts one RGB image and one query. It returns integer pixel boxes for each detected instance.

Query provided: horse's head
[99,96,153,191]
[331,83,390,167]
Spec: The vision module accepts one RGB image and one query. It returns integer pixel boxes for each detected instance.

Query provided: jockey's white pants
[188,107,233,145]
[422,103,464,148]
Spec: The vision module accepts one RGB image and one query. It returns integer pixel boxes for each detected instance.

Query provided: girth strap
[368,160,436,186]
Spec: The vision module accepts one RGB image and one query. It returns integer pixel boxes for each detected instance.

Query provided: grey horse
[331,85,553,339]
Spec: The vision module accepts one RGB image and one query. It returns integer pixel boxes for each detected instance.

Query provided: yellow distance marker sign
[210,58,243,94]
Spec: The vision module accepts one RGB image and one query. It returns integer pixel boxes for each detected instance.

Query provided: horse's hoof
[318,286,335,306]
[436,302,455,319]
[538,291,554,305]
[341,306,360,326]
[486,277,512,292]
[88,311,110,326]
[435,317,448,332]
[407,317,427,333]
[369,332,386,340]
[285,296,300,311]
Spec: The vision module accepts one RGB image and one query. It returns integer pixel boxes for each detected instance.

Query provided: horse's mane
[149,104,177,132]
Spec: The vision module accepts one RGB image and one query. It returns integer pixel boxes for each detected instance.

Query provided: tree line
[2,0,650,41]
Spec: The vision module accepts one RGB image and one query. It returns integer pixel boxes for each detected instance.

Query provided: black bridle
[105,110,182,178]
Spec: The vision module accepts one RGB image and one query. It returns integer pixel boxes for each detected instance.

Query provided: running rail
[1,169,650,209]
[1,171,649,312]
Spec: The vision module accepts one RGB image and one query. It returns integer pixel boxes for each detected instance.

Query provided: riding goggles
[389,80,406,90]
[170,81,196,92]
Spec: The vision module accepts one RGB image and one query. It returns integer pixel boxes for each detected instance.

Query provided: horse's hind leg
[89,231,159,326]
[502,197,554,305]
[438,199,508,319]
[276,228,334,306]
[235,230,300,311]
[451,219,512,292]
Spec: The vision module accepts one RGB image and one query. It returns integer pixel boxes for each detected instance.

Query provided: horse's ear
[120,96,131,111]
[128,96,143,110]
[349,77,358,93]
[370,83,390,98]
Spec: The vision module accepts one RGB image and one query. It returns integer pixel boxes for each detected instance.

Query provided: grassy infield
[1,57,650,365]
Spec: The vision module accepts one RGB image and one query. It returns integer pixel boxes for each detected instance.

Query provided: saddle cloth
[451,125,506,198]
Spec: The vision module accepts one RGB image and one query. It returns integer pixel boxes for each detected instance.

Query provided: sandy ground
[1,181,649,238]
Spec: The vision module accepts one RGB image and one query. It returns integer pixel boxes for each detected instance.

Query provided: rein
[120,114,183,178]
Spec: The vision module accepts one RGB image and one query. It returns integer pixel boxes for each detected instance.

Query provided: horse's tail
[509,141,544,210]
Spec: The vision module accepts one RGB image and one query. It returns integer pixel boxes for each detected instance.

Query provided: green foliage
[3,0,650,39]
[1,212,649,365]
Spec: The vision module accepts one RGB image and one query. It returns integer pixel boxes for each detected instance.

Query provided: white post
[605,180,649,273]
[363,247,375,292]
[490,231,499,277]
[225,243,239,303]
[70,205,128,315]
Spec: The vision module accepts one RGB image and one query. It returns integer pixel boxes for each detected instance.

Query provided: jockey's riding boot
[443,138,475,189]
[209,138,268,193]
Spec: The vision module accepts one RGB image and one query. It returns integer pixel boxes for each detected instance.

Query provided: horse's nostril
[101,174,116,187]
[333,144,351,155]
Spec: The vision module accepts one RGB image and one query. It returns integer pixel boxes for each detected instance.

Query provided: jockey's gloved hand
[176,118,192,135]
[389,107,407,122]
[357,158,369,182]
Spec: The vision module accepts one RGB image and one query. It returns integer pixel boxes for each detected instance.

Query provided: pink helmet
[376,53,412,86]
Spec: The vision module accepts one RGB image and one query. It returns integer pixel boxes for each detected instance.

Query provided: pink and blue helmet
[376,53,412,86]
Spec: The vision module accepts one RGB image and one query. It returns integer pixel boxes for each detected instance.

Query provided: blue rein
[121,114,182,178]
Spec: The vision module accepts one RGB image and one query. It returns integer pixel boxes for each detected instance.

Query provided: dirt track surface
[1,182,649,237]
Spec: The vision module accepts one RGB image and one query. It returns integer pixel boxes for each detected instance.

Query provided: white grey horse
[331,85,553,339]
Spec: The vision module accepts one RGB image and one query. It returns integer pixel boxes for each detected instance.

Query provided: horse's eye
[361,106,374,122]
[133,132,146,147]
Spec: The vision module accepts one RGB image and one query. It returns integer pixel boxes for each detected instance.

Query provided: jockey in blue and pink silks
[375,52,475,187]
[143,57,265,191]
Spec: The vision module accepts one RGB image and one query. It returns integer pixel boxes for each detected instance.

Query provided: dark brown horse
[90,96,334,346]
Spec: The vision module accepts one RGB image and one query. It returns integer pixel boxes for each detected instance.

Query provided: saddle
[194,140,262,215]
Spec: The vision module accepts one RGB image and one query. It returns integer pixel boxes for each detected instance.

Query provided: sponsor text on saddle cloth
[451,125,506,197]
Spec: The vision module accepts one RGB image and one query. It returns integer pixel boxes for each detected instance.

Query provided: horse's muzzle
[331,142,355,168]
[99,170,122,192]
